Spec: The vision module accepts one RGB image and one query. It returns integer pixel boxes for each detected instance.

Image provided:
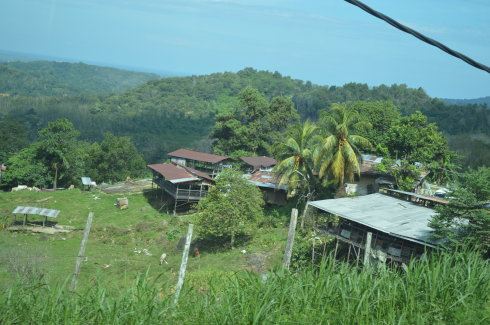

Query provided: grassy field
[0,188,288,291]
[1,189,489,324]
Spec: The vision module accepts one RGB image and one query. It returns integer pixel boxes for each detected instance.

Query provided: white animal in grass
[159,253,168,265]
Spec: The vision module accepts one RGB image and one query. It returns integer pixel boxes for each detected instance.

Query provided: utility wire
[344,0,490,73]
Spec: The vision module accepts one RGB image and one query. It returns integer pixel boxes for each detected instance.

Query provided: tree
[316,104,372,194]
[37,119,81,189]
[1,145,49,188]
[197,169,264,247]
[385,112,455,183]
[86,133,146,183]
[376,158,422,191]
[273,121,320,201]
[212,87,299,156]
[345,100,401,152]
[430,168,490,257]
[0,117,29,163]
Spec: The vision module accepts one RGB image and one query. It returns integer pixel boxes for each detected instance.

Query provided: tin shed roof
[168,149,228,164]
[12,206,60,218]
[308,193,440,247]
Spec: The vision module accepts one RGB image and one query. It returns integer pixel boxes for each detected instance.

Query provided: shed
[245,170,287,205]
[12,206,60,227]
[147,163,213,214]
[308,192,443,264]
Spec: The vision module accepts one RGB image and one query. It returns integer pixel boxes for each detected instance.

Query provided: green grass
[0,189,287,291]
[1,190,489,324]
[0,251,488,324]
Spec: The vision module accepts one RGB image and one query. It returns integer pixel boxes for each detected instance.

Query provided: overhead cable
[344,0,490,73]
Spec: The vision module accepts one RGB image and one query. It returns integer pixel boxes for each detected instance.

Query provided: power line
[344,0,490,74]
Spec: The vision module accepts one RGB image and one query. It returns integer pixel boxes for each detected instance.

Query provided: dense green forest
[0,61,158,96]
[442,96,490,107]
[0,64,489,166]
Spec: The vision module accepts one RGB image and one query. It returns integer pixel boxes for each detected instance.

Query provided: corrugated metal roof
[182,165,213,182]
[12,206,60,218]
[246,171,287,190]
[308,193,440,246]
[148,163,199,183]
[147,163,213,184]
[168,149,228,164]
[240,156,277,168]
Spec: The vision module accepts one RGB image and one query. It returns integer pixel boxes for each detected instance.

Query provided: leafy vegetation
[1,251,488,324]
[0,61,158,96]
[430,167,490,257]
[1,120,145,188]
[1,65,488,166]
[211,87,299,156]
[197,169,264,246]
[274,122,321,200]
[317,104,372,190]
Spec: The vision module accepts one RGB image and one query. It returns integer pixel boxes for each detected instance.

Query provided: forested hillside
[0,65,489,166]
[442,96,490,107]
[0,61,158,96]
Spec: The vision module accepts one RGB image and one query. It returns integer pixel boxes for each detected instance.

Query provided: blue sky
[1,0,489,98]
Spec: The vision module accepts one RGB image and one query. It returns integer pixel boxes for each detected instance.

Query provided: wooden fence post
[70,212,94,291]
[282,208,298,270]
[363,231,372,266]
[173,223,193,305]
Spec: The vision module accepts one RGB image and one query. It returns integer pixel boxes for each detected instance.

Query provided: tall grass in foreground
[1,251,489,324]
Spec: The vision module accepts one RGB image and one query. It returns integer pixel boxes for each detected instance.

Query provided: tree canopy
[211,87,299,156]
[197,169,264,246]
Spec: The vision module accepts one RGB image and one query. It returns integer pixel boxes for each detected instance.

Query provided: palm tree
[316,104,372,195]
[273,121,320,201]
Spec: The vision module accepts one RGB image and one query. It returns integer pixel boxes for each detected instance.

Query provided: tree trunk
[230,231,235,248]
[335,183,346,198]
[53,164,58,190]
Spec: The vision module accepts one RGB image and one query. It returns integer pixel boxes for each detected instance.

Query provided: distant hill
[1,66,489,165]
[441,96,490,107]
[0,61,159,96]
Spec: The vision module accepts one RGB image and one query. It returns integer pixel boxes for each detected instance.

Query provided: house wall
[322,220,428,264]
[346,175,377,196]
[261,188,287,205]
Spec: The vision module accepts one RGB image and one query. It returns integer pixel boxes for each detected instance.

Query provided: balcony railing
[154,178,208,201]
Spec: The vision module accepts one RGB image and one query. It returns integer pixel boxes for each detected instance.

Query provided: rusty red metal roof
[182,165,213,182]
[168,149,229,164]
[247,170,287,190]
[240,156,277,169]
[147,163,196,182]
[148,163,213,183]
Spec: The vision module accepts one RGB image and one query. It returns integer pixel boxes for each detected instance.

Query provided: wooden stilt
[356,246,361,267]
[347,244,352,261]
[333,238,339,259]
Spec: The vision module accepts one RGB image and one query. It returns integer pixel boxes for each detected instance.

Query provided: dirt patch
[245,252,271,273]
[7,224,74,234]
[100,179,153,194]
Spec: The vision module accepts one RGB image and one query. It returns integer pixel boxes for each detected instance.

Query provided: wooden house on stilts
[147,163,213,214]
